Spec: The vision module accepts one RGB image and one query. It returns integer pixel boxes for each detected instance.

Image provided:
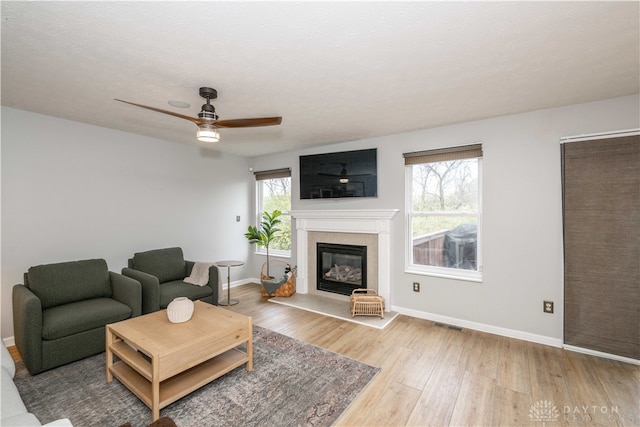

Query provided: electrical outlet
[413,282,420,292]
[543,300,554,313]
[236,215,241,222]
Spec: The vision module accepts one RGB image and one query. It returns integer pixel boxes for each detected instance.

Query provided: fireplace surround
[290,209,399,309]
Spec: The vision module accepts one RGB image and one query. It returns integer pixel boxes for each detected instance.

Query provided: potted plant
[244,210,282,278]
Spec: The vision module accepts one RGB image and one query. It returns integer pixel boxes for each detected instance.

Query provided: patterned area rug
[13,326,379,427]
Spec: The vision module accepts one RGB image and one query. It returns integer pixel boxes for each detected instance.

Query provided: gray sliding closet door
[562,134,639,360]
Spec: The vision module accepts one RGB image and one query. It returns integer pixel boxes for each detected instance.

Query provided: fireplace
[290,209,399,309]
[317,243,367,296]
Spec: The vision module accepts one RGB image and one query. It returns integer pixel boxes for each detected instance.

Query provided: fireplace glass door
[317,243,367,296]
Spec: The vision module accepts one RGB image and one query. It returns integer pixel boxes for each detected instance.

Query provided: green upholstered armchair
[121,247,219,314]
[12,259,141,375]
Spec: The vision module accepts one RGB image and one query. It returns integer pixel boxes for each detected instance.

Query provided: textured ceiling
[2,1,638,157]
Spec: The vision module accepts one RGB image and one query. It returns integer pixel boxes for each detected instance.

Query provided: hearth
[317,243,367,296]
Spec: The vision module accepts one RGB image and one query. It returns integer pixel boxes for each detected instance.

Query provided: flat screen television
[299,148,377,199]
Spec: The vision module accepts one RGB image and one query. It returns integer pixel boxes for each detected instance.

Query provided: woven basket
[350,289,385,319]
[260,260,296,298]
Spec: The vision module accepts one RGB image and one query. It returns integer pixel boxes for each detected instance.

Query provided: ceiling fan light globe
[197,125,220,143]
[339,178,349,184]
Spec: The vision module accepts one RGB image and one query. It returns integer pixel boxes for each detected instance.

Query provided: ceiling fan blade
[114,99,205,125]
[116,97,282,130]
[213,117,282,128]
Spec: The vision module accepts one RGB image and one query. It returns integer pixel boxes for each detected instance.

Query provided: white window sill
[254,250,292,259]
[405,268,483,283]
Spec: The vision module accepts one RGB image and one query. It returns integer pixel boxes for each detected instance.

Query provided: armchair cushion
[158,280,214,309]
[131,247,186,283]
[26,259,111,309]
[42,298,132,340]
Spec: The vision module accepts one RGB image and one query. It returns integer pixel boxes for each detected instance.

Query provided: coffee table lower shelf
[109,348,248,411]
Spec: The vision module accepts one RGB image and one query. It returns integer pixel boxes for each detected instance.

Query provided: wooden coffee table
[106,301,252,421]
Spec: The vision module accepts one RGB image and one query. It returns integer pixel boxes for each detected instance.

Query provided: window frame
[254,168,292,259]
[404,145,483,282]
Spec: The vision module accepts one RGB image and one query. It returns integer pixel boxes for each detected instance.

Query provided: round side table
[215,260,244,306]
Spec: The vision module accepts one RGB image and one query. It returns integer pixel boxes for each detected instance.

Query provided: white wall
[1,107,253,338]
[249,95,640,342]
[3,95,638,342]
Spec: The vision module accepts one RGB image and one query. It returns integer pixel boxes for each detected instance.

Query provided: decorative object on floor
[244,209,282,278]
[214,260,244,306]
[166,297,194,323]
[14,326,379,427]
[350,289,385,319]
[260,260,296,297]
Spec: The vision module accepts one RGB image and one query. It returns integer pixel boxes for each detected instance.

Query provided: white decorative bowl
[167,297,194,323]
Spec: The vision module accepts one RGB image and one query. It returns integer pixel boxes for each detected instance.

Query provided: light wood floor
[228,284,639,427]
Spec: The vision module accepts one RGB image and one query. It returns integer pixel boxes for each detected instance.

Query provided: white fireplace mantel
[289,209,399,309]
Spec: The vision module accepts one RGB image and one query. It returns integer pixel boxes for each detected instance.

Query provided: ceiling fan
[319,163,371,184]
[115,87,282,143]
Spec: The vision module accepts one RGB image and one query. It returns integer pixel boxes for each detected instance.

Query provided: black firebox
[316,242,367,296]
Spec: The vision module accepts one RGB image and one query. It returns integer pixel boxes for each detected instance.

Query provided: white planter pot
[167,297,194,323]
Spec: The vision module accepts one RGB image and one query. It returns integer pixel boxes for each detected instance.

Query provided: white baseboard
[3,336,15,347]
[225,278,257,289]
[563,344,640,365]
[392,306,639,365]
[392,305,563,348]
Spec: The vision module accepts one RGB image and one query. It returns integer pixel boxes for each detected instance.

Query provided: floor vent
[434,322,463,332]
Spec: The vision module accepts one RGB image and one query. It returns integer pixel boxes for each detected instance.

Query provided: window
[254,168,292,257]
[404,144,482,281]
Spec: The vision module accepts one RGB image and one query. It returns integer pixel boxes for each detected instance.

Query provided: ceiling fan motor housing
[198,87,219,120]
